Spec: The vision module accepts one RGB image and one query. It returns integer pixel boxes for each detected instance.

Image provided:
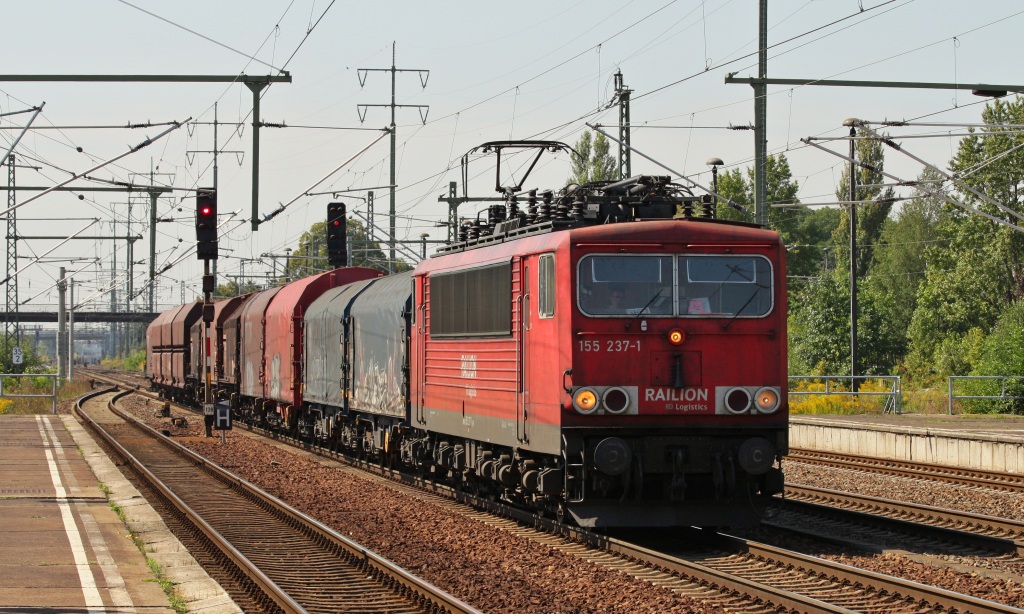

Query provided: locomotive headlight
[724,387,752,414]
[754,387,781,413]
[667,328,686,345]
[602,387,630,414]
[573,388,599,414]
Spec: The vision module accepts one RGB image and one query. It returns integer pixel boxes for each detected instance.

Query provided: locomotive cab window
[577,254,773,318]
[578,255,673,316]
[538,254,555,318]
[679,255,772,317]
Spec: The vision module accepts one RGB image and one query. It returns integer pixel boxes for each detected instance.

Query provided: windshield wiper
[721,283,768,330]
[626,288,663,330]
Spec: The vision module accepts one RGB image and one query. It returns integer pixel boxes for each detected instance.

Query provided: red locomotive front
[558,220,787,526]
[411,217,787,527]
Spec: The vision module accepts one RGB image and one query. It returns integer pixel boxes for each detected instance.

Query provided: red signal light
[200,206,213,216]
[332,220,341,227]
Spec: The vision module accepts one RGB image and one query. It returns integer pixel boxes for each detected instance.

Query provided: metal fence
[0,373,58,414]
[947,376,1024,415]
[789,375,902,415]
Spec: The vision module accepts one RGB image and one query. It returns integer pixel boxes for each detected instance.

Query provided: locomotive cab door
[515,257,529,444]
[517,252,558,451]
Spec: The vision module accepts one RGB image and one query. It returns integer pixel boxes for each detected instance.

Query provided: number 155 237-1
[579,340,640,352]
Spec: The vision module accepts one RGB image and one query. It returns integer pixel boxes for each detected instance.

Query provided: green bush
[124,349,146,373]
[959,299,1024,414]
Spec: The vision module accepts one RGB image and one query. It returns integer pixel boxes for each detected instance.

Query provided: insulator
[526,189,538,224]
[489,204,506,229]
[701,195,715,219]
[458,220,470,242]
[476,216,489,237]
[539,191,553,221]
[570,195,586,221]
[617,197,630,221]
[507,194,520,221]
[682,200,694,218]
[554,196,571,220]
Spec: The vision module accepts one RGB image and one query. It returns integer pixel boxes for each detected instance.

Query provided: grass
[0,376,95,415]
[99,481,187,614]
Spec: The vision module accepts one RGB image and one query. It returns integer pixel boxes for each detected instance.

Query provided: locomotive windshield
[577,254,773,317]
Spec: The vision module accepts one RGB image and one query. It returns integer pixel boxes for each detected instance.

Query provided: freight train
[146,140,788,527]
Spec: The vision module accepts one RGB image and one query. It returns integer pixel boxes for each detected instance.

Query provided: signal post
[195,190,221,439]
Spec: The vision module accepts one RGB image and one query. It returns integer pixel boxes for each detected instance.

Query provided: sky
[3,0,1024,314]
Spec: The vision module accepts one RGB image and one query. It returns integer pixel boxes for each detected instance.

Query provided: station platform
[791,413,1024,473]
[0,414,239,613]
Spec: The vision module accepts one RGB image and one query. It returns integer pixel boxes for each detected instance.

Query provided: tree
[569,131,617,184]
[903,97,1024,382]
[0,335,48,375]
[832,135,896,278]
[714,153,838,280]
[215,279,262,298]
[966,299,1024,413]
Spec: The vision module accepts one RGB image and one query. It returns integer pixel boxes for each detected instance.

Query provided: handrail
[789,375,902,415]
[947,375,1024,415]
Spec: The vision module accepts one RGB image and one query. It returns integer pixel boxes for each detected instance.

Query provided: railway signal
[195,189,218,260]
[327,202,347,268]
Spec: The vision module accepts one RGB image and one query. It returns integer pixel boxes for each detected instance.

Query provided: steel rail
[100,388,478,614]
[76,388,307,613]
[785,483,1024,554]
[788,448,1024,493]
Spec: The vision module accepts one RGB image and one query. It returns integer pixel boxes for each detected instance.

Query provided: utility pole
[109,241,118,358]
[844,118,859,392]
[357,43,429,266]
[754,0,768,227]
[57,266,66,378]
[68,278,74,379]
[142,161,174,315]
[5,154,17,350]
[613,71,632,180]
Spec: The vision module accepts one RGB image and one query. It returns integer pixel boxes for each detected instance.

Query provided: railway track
[82,372,1024,613]
[782,483,1024,554]
[788,448,1024,493]
[75,386,478,614]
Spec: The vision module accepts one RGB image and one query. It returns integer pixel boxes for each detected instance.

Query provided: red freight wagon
[238,287,283,404]
[145,307,174,386]
[168,301,202,396]
[188,293,252,401]
[260,267,380,429]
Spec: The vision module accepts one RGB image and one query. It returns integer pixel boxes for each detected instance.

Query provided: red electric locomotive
[403,144,787,526]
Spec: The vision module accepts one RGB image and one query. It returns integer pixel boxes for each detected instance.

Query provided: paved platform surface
[0,413,240,613]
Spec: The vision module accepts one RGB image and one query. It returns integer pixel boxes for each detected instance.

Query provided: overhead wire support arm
[0,103,45,166]
[855,122,1024,225]
[303,184,395,198]
[723,75,1024,96]
[800,136,1024,233]
[0,219,99,286]
[0,119,188,218]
